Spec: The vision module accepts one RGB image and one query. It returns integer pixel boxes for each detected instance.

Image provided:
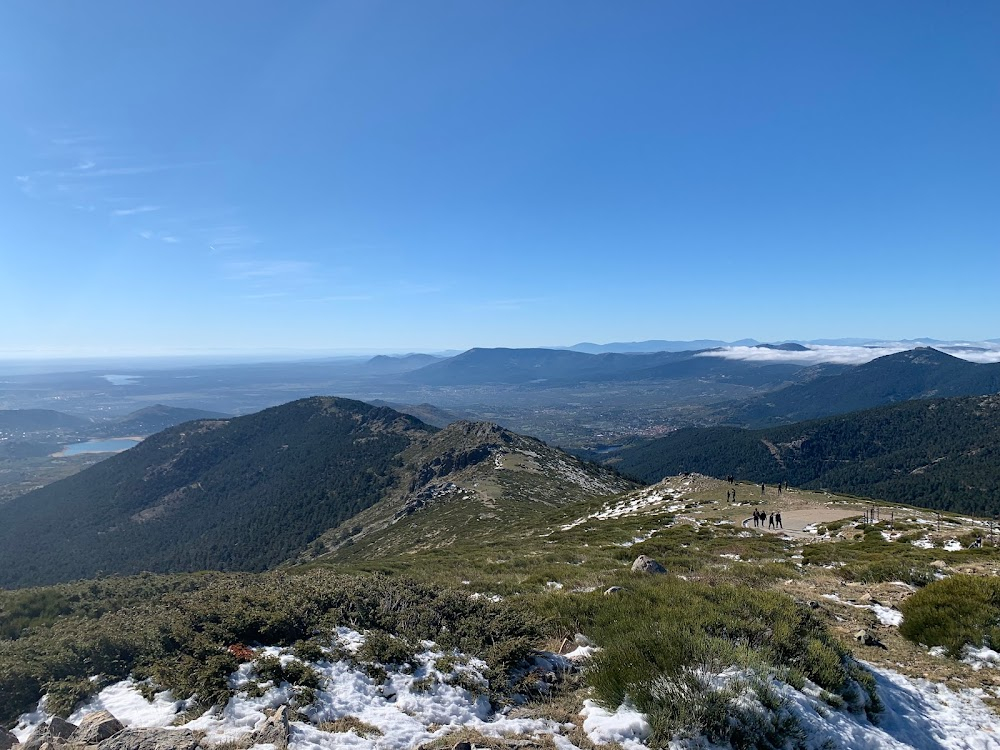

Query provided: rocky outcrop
[408,445,495,491]
[253,706,290,750]
[631,555,667,574]
[97,728,199,750]
[71,712,124,745]
[22,718,78,750]
[1,728,20,750]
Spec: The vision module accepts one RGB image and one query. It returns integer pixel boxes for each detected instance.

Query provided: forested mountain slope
[725,348,1000,427]
[0,397,433,587]
[0,397,634,589]
[606,394,1000,515]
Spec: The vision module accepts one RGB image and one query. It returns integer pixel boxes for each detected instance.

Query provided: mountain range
[722,348,1000,427]
[0,397,633,588]
[402,346,813,388]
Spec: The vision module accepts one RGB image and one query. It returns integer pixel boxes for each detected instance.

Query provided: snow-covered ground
[821,593,905,627]
[963,646,1000,671]
[15,625,1000,750]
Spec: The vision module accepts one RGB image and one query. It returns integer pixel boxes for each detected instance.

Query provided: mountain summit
[0,397,633,588]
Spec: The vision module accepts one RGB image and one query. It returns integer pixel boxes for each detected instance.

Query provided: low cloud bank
[697,343,1000,366]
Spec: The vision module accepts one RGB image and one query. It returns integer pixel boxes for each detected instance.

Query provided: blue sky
[1,1,998,357]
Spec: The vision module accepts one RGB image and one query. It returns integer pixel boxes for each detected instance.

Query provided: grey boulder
[0,728,19,750]
[253,706,289,750]
[97,728,199,750]
[631,555,667,574]
[22,718,78,750]
[71,711,124,745]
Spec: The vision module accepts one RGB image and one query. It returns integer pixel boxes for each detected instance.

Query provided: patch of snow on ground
[944,539,963,552]
[580,700,651,750]
[719,553,742,561]
[12,698,49,742]
[963,645,1000,671]
[871,605,904,627]
[564,645,601,661]
[618,530,657,547]
[822,594,904,627]
[667,664,1000,750]
[545,581,564,590]
[776,664,1000,750]
[68,681,187,727]
[911,537,935,549]
[469,592,503,602]
[559,488,686,530]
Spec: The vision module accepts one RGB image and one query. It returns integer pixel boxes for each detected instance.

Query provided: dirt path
[742,506,861,539]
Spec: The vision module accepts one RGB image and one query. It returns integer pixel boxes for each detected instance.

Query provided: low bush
[900,575,1000,656]
[0,570,540,726]
[548,577,874,747]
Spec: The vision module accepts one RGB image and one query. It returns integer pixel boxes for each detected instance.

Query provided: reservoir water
[60,438,142,456]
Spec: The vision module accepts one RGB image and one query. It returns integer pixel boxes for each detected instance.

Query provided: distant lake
[59,438,142,456]
[103,374,142,385]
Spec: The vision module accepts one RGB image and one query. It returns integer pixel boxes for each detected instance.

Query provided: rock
[71,712,124,745]
[631,555,667,574]
[452,742,472,750]
[254,706,289,750]
[603,586,623,595]
[930,560,947,569]
[48,720,75,743]
[22,718,78,750]
[0,729,19,750]
[573,633,592,647]
[808,600,820,609]
[97,728,199,750]
[854,629,886,648]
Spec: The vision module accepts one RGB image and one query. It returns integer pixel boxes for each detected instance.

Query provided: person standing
[776,512,783,529]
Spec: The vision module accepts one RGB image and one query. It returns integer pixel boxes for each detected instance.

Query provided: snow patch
[962,645,1000,671]
[580,699,651,750]
[69,680,188,727]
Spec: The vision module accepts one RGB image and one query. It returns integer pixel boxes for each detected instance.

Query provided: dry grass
[317,715,384,738]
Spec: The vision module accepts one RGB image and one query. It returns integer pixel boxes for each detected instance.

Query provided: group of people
[753,508,782,529]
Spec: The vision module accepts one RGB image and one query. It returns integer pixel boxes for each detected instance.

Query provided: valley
[3,344,1000,749]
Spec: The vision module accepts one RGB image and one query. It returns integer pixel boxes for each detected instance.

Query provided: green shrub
[900,575,1000,656]
[549,577,865,748]
[0,570,541,726]
[355,630,418,667]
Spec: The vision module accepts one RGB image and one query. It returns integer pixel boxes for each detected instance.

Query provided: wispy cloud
[395,281,444,295]
[478,297,543,311]
[308,294,374,303]
[111,204,160,217]
[138,230,154,240]
[161,235,180,244]
[67,162,212,179]
[241,292,288,300]
[204,225,261,253]
[224,260,316,281]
